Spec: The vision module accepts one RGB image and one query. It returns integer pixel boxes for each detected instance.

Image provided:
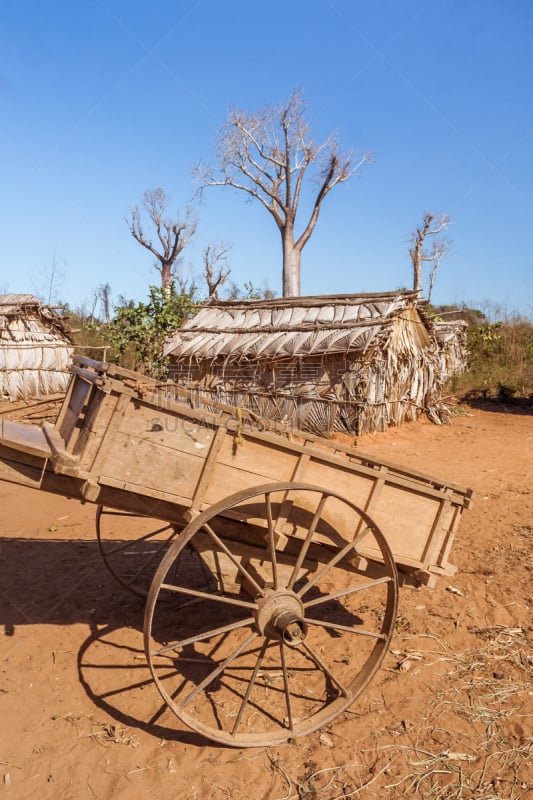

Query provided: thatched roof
[0,293,70,332]
[433,319,468,343]
[0,294,73,400]
[165,290,428,362]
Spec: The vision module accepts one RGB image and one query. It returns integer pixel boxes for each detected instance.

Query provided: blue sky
[1,0,532,317]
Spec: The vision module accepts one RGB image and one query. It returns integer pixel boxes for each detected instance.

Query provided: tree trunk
[161,263,172,294]
[282,235,301,297]
[412,257,422,296]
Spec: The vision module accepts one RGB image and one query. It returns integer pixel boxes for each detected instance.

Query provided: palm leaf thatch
[0,294,73,401]
[165,291,467,435]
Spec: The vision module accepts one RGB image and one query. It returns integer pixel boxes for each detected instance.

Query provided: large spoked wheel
[144,482,398,747]
[96,507,182,598]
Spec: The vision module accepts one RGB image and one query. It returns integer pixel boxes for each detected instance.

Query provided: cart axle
[255,589,307,645]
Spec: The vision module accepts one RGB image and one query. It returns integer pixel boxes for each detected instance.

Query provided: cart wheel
[144,482,398,747]
[96,507,182,598]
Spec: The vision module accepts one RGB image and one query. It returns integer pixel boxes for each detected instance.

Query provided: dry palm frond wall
[0,294,73,400]
[165,292,467,436]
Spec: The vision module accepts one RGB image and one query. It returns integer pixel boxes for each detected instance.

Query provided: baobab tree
[127,188,196,293]
[409,212,451,302]
[195,90,372,297]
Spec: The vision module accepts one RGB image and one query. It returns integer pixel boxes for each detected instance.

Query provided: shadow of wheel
[96,506,182,598]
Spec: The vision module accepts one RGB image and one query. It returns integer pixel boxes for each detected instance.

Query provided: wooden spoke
[280,642,294,731]
[303,576,392,608]
[287,493,328,590]
[201,522,266,598]
[296,538,360,598]
[180,632,259,710]
[154,617,256,658]
[265,492,279,590]
[305,617,387,640]
[300,640,350,697]
[159,582,256,609]
[231,640,270,735]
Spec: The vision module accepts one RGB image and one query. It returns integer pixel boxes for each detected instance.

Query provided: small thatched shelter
[0,294,73,401]
[433,319,468,381]
[165,291,467,435]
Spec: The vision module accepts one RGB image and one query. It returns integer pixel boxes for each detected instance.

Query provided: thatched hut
[164,291,467,435]
[0,294,73,401]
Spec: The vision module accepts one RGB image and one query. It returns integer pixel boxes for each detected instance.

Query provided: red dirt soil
[0,407,531,799]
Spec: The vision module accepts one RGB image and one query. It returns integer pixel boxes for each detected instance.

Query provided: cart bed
[0,357,473,586]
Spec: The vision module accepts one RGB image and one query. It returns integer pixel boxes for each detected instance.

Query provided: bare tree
[409,212,451,300]
[34,254,65,305]
[174,271,198,298]
[202,242,231,300]
[95,282,112,322]
[195,90,372,297]
[127,188,197,292]
[426,240,449,303]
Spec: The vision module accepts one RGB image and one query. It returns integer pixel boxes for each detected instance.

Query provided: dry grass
[381,626,532,799]
[263,626,532,800]
[54,712,141,749]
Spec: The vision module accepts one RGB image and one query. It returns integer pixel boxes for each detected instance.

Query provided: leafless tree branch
[127,188,197,292]
[409,212,451,298]
[202,242,232,300]
[194,89,372,296]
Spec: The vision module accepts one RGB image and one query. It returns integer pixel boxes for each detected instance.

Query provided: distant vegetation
[431,303,533,404]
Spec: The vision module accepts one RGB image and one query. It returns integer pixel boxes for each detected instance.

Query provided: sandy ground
[0,406,531,799]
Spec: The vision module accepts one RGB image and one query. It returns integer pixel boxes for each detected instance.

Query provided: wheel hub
[255,590,307,646]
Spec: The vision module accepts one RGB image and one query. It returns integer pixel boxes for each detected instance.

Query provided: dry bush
[454,314,533,402]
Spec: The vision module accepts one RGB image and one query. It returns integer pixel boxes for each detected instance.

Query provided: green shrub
[100,285,197,377]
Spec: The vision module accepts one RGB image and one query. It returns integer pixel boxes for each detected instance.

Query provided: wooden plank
[433,502,464,571]
[0,419,52,459]
[0,450,85,499]
[41,421,78,467]
[272,451,312,544]
[116,398,217,459]
[79,391,129,473]
[240,426,467,504]
[57,375,93,446]
[360,465,388,518]
[215,433,302,483]
[70,386,116,464]
[98,475,191,516]
[202,462,282,507]
[54,372,75,433]
[0,455,46,490]
[419,498,449,568]
[69,366,106,386]
[298,456,377,509]
[97,430,205,500]
[72,355,110,372]
[189,423,230,513]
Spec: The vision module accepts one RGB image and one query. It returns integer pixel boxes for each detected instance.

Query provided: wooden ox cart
[0,357,473,747]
